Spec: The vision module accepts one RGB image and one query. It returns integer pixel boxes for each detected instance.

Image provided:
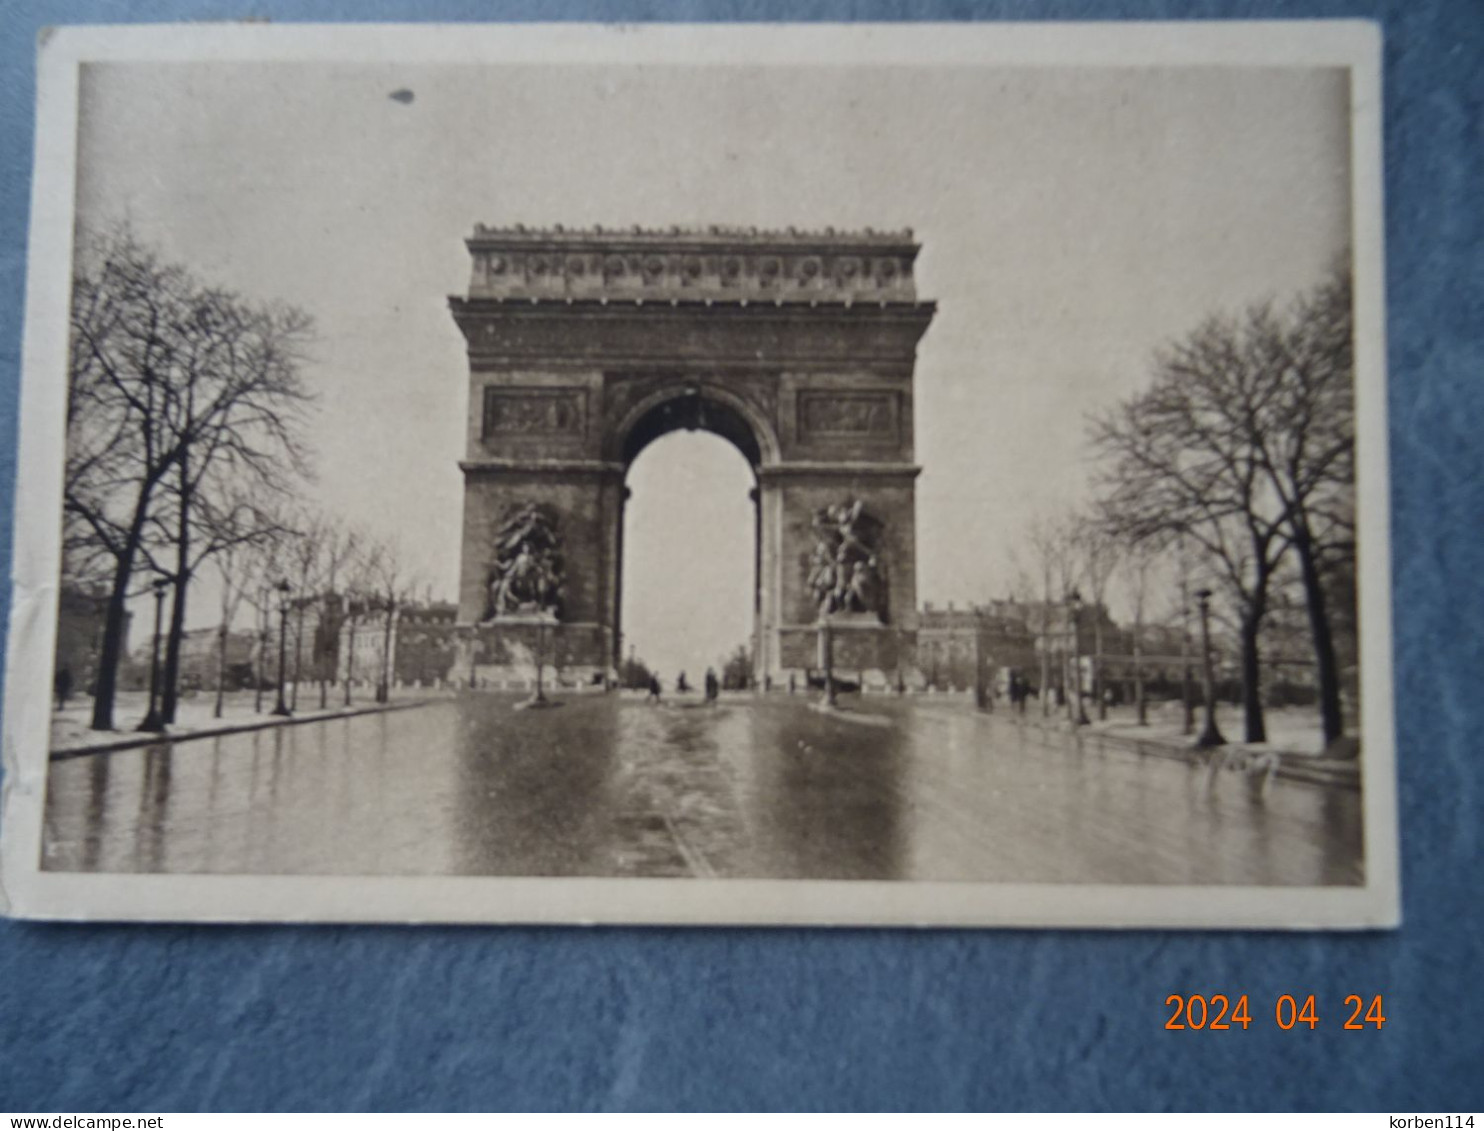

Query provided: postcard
[0,21,1397,926]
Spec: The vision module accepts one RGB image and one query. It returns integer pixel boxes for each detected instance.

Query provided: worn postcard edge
[0,21,1398,929]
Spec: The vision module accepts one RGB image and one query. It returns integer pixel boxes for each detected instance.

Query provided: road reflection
[41,696,1363,885]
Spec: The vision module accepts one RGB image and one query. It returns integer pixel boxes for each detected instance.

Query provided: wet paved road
[42,695,1363,884]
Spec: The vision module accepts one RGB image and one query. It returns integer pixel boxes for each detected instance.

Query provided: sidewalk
[49,686,440,759]
[995,699,1361,790]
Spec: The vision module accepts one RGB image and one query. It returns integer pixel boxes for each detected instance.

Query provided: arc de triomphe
[448,224,936,685]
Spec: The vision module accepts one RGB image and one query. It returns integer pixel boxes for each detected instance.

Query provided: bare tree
[1075,518,1120,720]
[65,231,196,729]
[339,539,381,707]
[1093,269,1356,746]
[1244,267,1356,745]
[206,494,292,718]
[1021,513,1083,716]
[366,538,416,704]
[313,521,361,709]
[239,529,295,714]
[1116,535,1169,727]
[1091,313,1293,743]
[64,227,314,730]
[282,511,330,712]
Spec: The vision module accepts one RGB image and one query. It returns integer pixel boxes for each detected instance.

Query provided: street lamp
[531,620,549,705]
[469,623,482,690]
[271,578,292,717]
[137,575,170,733]
[819,615,838,709]
[1180,602,1195,736]
[1194,587,1225,748]
[1067,588,1090,727]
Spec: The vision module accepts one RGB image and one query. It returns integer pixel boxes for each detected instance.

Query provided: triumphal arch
[448,224,936,684]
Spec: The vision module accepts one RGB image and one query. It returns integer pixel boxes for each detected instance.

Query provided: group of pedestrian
[643,667,722,707]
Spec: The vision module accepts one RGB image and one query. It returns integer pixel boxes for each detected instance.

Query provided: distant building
[54,583,130,696]
[333,598,460,689]
[916,598,1205,705]
[393,601,458,685]
[916,602,1038,697]
[174,626,256,691]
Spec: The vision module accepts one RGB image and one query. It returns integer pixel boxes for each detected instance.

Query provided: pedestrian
[788,672,796,695]
[647,673,662,704]
[676,671,689,694]
[704,667,719,705]
[53,665,72,711]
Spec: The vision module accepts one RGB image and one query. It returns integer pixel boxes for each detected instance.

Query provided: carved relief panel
[797,391,901,444]
[482,387,587,438]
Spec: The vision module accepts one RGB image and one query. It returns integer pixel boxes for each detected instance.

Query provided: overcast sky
[74,59,1350,675]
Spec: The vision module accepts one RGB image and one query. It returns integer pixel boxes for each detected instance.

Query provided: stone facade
[916,603,1039,697]
[174,627,256,691]
[449,225,936,683]
[53,584,129,695]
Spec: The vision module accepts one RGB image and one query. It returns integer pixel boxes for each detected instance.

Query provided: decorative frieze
[464,225,921,303]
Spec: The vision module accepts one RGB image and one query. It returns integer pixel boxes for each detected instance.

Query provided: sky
[71,58,1351,673]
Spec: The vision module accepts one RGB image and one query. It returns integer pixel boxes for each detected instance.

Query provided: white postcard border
[1,21,1398,928]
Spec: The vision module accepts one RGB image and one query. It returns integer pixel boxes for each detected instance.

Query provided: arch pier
[448,224,936,687]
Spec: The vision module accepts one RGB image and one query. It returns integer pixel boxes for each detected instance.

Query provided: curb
[49,699,433,761]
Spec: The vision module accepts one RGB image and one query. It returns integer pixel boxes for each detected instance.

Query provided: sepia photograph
[0,22,1396,926]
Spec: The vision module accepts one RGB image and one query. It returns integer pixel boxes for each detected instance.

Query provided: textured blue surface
[1,0,1481,1113]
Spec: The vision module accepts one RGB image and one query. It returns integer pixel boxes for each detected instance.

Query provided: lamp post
[271,578,292,717]
[1194,587,1225,748]
[470,623,482,690]
[1181,603,1195,736]
[531,621,549,705]
[1067,588,1090,726]
[819,616,837,709]
[254,585,268,713]
[137,575,170,733]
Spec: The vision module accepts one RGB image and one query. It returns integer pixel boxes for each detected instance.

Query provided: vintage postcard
[0,21,1397,927]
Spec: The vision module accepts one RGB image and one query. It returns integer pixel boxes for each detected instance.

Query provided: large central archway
[448,224,936,685]
[615,387,766,682]
[620,429,756,684]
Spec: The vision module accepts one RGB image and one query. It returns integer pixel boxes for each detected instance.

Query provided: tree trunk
[1039,573,1051,717]
[160,575,187,725]
[1094,618,1106,720]
[344,616,356,706]
[318,606,329,710]
[161,448,191,725]
[90,559,135,731]
[1133,614,1147,726]
[378,607,394,703]
[1293,529,1345,747]
[214,622,228,718]
[89,490,157,731]
[1238,611,1267,744]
